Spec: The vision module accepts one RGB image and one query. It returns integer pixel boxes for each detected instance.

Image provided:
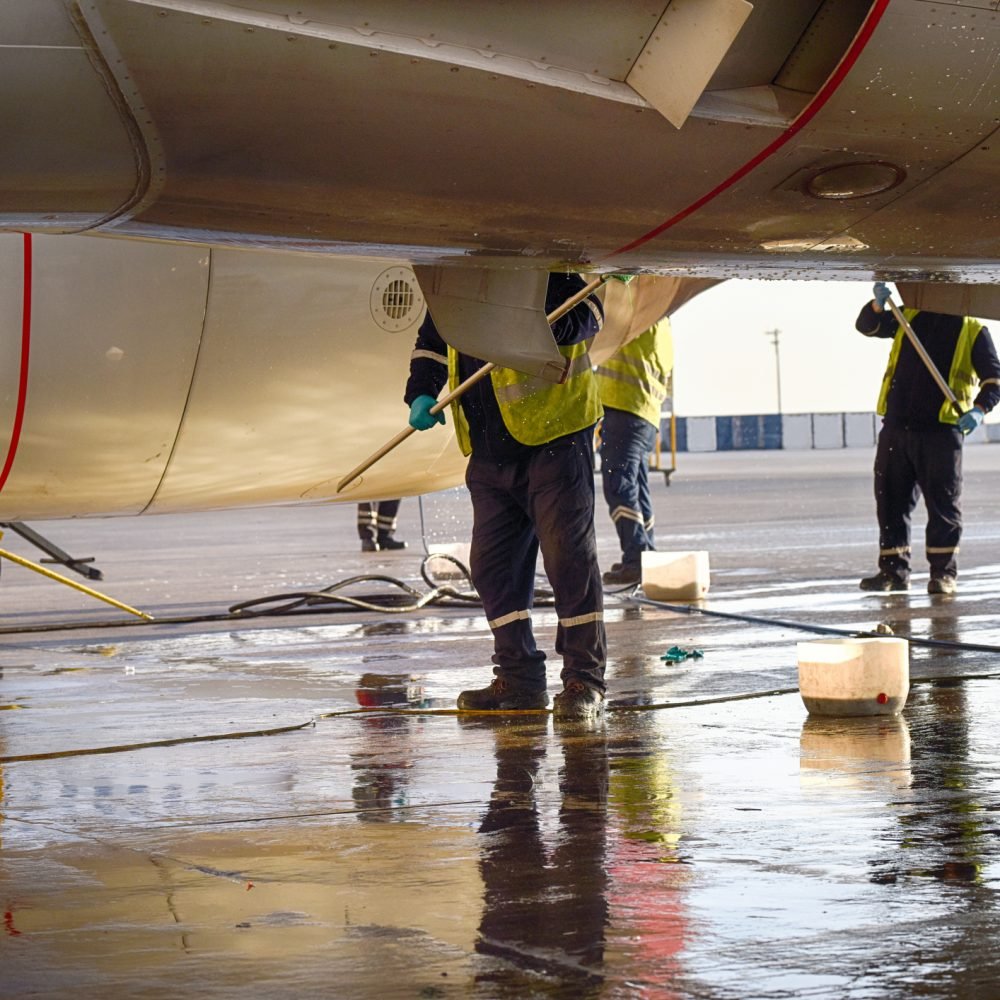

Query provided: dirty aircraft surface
[2,0,999,519]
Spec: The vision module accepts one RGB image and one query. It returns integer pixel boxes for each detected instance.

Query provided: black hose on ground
[0,554,550,634]
[626,591,1000,655]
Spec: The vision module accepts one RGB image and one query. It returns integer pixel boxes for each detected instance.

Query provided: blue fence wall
[713,414,783,451]
[665,412,995,452]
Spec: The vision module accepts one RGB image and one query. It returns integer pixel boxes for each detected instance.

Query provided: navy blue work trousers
[874,422,963,579]
[465,430,606,693]
[357,498,401,542]
[600,407,657,569]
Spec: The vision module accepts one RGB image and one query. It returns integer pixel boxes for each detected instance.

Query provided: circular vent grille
[369,267,425,332]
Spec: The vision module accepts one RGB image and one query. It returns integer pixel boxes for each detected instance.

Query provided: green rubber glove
[409,395,445,431]
[958,407,985,435]
[873,282,891,308]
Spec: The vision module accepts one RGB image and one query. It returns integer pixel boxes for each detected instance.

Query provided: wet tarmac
[3,448,1000,998]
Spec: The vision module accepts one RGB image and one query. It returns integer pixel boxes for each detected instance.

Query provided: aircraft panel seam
[71,1,166,231]
[139,248,213,514]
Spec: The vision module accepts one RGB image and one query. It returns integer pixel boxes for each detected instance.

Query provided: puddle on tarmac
[5,504,1000,996]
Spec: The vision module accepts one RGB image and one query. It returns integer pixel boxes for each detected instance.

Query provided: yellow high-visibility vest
[876,308,984,424]
[594,319,673,427]
[447,341,602,456]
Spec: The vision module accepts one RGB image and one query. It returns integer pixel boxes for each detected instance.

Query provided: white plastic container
[797,637,909,717]
[641,551,710,601]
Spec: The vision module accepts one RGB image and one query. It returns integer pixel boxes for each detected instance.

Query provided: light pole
[765,328,782,413]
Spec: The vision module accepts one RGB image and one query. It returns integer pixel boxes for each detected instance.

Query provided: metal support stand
[0,530,152,620]
[0,522,104,580]
[651,377,678,485]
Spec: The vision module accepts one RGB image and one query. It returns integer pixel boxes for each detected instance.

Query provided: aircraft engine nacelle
[0,234,465,519]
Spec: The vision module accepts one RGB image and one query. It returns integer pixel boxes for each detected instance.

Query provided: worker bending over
[405,272,607,720]
[856,282,1000,594]
[596,318,673,586]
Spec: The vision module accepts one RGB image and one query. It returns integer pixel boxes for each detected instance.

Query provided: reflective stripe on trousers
[357,499,401,541]
[600,407,657,569]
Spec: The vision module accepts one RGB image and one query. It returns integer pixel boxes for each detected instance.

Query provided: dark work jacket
[856,303,1000,431]
[405,273,604,462]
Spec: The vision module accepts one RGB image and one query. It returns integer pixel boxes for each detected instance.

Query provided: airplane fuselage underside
[3,0,999,281]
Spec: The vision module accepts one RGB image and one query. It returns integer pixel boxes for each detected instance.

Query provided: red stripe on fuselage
[0,232,32,495]
[604,0,892,260]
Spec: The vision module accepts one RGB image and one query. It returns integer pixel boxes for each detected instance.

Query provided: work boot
[602,564,641,587]
[456,677,549,712]
[378,536,407,551]
[859,571,909,592]
[928,575,957,595]
[553,680,605,721]
[361,538,379,553]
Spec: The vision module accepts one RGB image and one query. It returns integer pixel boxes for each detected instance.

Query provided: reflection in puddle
[868,682,992,890]
[470,717,609,994]
[800,714,912,794]
[351,673,426,822]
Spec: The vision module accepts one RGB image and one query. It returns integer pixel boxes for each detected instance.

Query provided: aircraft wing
[4,0,1000,283]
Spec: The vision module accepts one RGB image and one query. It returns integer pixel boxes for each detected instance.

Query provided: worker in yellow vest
[857,282,1000,594]
[595,319,673,587]
[405,273,607,721]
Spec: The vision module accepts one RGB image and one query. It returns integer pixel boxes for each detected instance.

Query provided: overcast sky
[670,279,910,419]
